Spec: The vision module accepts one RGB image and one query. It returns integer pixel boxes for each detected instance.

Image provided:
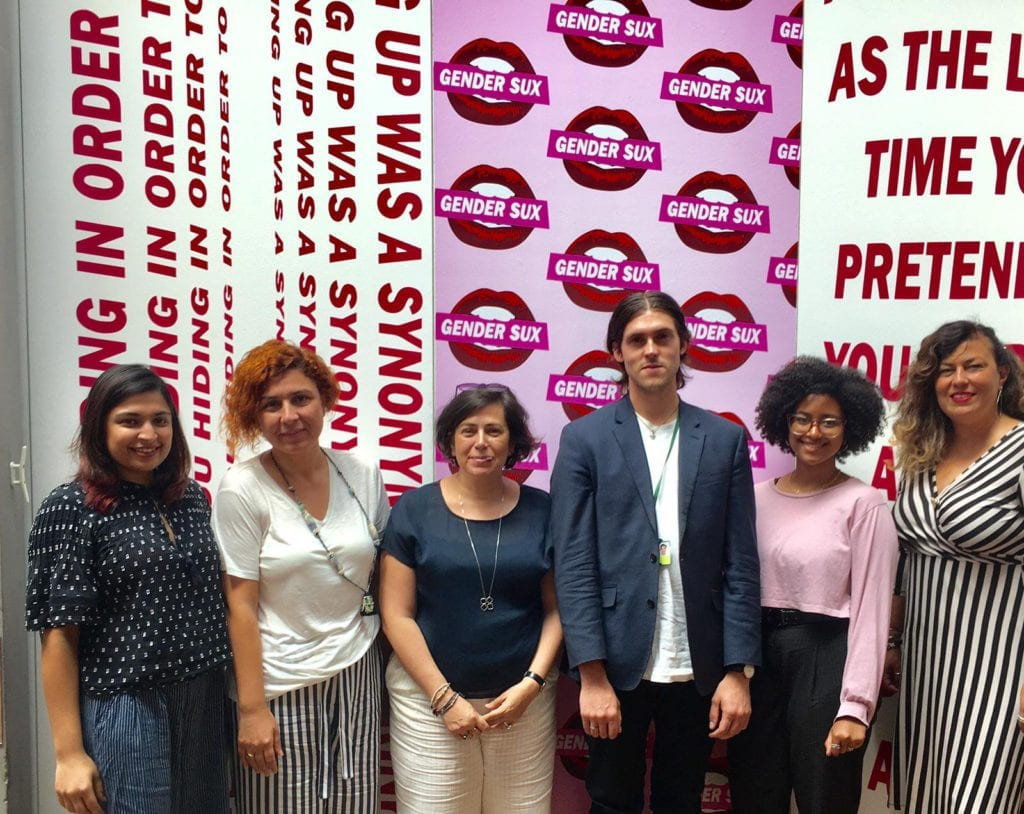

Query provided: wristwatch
[726,664,756,679]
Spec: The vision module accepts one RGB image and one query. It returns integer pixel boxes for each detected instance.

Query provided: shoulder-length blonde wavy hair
[892,320,1024,475]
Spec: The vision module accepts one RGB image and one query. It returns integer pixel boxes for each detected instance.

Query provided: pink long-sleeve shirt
[755,476,898,724]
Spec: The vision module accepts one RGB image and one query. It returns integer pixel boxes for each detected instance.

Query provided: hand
[1018,685,1024,733]
[825,717,867,757]
[54,750,105,814]
[443,695,490,740]
[238,704,284,776]
[880,647,902,697]
[482,678,541,729]
[709,671,751,740]
[579,675,621,740]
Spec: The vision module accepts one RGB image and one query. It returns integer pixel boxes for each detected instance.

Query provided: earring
[997,385,1004,414]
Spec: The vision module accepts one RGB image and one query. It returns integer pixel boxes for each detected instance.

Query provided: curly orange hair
[222,340,340,455]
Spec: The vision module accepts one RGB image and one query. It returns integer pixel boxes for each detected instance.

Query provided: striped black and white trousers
[229,644,383,814]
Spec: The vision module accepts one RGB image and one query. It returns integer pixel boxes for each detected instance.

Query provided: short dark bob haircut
[435,385,539,469]
[605,291,692,389]
[755,356,885,462]
[75,364,191,512]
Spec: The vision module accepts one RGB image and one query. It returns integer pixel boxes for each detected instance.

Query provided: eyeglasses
[788,415,844,435]
[455,382,511,394]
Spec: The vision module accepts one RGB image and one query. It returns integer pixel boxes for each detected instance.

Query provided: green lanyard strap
[652,416,680,505]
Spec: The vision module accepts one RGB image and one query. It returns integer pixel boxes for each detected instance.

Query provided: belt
[761,607,844,629]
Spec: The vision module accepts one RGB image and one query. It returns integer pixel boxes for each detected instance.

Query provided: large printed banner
[431,0,804,498]
[430,2,803,811]
[21,0,433,510]
[800,4,1024,813]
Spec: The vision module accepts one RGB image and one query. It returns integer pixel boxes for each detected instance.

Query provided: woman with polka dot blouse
[26,365,232,814]
[214,340,390,813]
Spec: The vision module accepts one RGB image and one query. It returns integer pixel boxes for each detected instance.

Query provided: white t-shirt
[213,449,390,699]
[638,415,694,683]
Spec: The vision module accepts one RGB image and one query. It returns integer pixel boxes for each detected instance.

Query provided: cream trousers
[386,656,556,814]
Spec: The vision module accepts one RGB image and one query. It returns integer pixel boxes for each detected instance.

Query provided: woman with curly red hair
[214,340,389,813]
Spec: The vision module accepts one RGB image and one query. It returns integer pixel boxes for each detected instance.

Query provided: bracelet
[429,682,452,710]
[435,691,461,717]
[523,670,546,689]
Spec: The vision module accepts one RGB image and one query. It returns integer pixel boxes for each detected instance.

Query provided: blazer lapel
[612,399,658,533]
[677,401,705,540]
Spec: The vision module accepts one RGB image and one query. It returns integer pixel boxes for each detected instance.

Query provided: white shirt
[213,450,389,699]
[638,414,694,683]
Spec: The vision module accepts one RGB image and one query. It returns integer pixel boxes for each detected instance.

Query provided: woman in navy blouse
[26,365,231,814]
[380,385,563,813]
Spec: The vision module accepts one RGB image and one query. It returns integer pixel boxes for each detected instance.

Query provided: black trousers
[728,617,864,814]
[585,679,713,814]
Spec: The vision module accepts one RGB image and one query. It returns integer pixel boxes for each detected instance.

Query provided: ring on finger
[830,743,842,753]
[246,752,255,758]
[460,733,468,740]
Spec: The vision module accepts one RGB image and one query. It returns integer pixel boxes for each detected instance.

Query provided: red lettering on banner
[71,11,124,200]
[1008,34,1024,91]
[872,446,897,501]
[827,37,888,101]
[326,50,355,110]
[147,296,179,383]
[326,2,355,32]
[190,225,209,271]
[329,282,359,451]
[184,0,203,38]
[218,14,232,213]
[377,284,424,502]
[902,30,991,91]
[868,740,893,793]
[296,62,314,117]
[328,126,357,235]
[835,241,1024,299]
[864,137,975,197]
[223,284,236,422]
[76,220,125,278]
[296,131,316,222]
[185,51,208,208]
[77,298,127,388]
[376,30,420,96]
[991,136,1024,194]
[191,286,213,443]
[222,227,233,267]
[147,226,176,277]
[274,270,286,340]
[825,341,912,401]
[298,273,317,351]
[376,115,423,263]
[270,0,281,60]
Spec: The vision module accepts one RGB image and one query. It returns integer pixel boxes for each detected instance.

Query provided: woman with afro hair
[728,356,898,814]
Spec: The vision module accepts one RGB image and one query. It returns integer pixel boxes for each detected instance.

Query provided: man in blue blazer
[551,291,761,813]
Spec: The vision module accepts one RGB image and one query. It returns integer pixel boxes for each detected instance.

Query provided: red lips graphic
[557,712,589,779]
[561,107,650,191]
[785,122,800,188]
[675,49,763,133]
[561,0,652,68]
[446,39,538,125]
[447,165,538,250]
[782,242,797,307]
[787,2,803,68]
[447,288,538,371]
[560,229,648,311]
[672,171,759,254]
[560,349,622,421]
[689,0,752,9]
[681,291,756,372]
[714,411,753,439]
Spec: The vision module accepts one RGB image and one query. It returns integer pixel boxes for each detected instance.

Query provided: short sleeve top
[213,450,391,699]
[25,479,231,697]
[383,482,552,698]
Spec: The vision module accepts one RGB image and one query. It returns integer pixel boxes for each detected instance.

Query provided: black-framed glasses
[788,414,844,435]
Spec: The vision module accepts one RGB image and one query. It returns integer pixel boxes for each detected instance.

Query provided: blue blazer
[551,397,761,696]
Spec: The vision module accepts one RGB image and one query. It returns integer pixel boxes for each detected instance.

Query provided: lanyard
[651,416,680,505]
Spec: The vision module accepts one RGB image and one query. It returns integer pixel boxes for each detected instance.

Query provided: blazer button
[647,599,656,609]
[649,553,657,563]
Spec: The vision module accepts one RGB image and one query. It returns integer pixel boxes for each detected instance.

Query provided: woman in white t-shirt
[213,340,389,813]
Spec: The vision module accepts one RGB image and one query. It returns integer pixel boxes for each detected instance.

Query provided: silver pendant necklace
[459,490,503,612]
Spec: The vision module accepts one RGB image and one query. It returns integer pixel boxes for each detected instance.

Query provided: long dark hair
[75,365,191,512]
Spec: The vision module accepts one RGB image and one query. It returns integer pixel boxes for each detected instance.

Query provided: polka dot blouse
[26,480,231,696]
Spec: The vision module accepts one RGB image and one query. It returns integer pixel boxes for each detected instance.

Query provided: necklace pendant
[360,593,377,616]
[480,595,495,612]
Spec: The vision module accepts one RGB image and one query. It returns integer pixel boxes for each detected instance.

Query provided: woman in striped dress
[889,320,1024,812]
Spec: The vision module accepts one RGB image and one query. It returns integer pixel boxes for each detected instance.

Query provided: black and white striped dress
[892,423,1024,813]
